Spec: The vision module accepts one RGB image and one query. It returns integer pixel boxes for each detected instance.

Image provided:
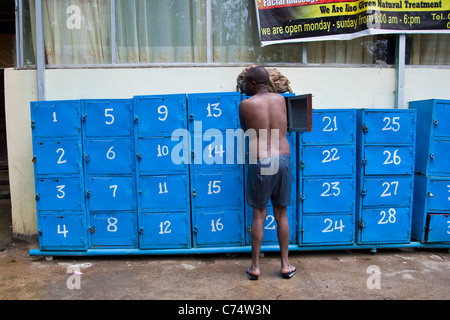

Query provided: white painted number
[206,102,222,118]
[265,215,276,230]
[106,146,116,160]
[322,148,340,163]
[211,218,224,232]
[383,149,401,165]
[323,116,338,132]
[378,208,396,224]
[207,144,225,158]
[56,185,66,199]
[105,108,114,125]
[447,221,450,235]
[322,219,345,233]
[52,112,58,123]
[57,224,68,238]
[321,182,341,197]
[207,180,221,194]
[110,185,117,197]
[447,185,450,201]
[158,105,168,121]
[158,182,168,194]
[157,145,169,157]
[382,116,400,132]
[107,218,118,232]
[159,221,171,234]
[381,181,399,197]
[56,148,67,164]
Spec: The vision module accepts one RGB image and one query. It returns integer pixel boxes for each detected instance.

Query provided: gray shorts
[246,154,292,210]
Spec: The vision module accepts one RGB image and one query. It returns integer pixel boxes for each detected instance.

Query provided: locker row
[30,95,450,254]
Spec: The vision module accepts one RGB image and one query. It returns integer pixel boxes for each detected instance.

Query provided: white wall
[5,66,450,236]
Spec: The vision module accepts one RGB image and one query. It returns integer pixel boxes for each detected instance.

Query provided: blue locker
[83,99,133,137]
[33,139,82,175]
[426,214,450,242]
[138,174,189,211]
[84,138,134,174]
[363,146,415,175]
[139,211,191,249]
[191,170,243,208]
[361,110,416,145]
[89,212,137,248]
[245,207,296,245]
[426,140,450,176]
[187,92,241,131]
[31,100,81,138]
[302,110,355,144]
[301,144,355,176]
[359,207,412,243]
[361,176,413,207]
[137,136,189,173]
[409,99,450,176]
[302,214,354,245]
[87,176,134,211]
[135,94,187,136]
[36,177,84,212]
[37,214,87,251]
[193,209,244,247]
[412,174,450,243]
[192,131,243,168]
[302,177,355,213]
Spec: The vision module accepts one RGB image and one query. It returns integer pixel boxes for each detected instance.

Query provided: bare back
[239,92,290,159]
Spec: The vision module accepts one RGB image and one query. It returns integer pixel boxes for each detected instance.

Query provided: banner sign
[255,0,450,45]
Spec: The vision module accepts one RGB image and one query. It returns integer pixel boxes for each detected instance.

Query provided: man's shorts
[246,154,292,210]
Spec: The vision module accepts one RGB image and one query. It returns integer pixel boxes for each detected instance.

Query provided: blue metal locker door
[36,177,84,212]
[301,144,355,176]
[89,212,137,248]
[427,140,450,175]
[427,178,450,211]
[38,214,87,250]
[426,214,450,242]
[245,207,296,245]
[362,110,416,145]
[31,100,81,138]
[192,131,243,169]
[139,211,191,249]
[33,140,82,175]
[87,176,134,211]
[135,94,187,136]
[302,214,354,244]
[362,176,413,207]
[83,99,133,137]
[302,177,355,213]
[363,146,414,175]
[191,170,243,208]
[432,102,450,138]
[302,110,356,144]
[137,136,189,173]
[359,207,411,243]
[84,138,134,174]
[187,92,240,132]
[194,209,244,247]
[138,174,189,212]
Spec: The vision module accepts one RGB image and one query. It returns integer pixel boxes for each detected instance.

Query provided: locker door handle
[433,119,438,126]
[139,227,144,234]
[430,154,435,160]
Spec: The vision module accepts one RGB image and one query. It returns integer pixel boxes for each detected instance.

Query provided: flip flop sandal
[281,266,297,279]
[246,267,259,281]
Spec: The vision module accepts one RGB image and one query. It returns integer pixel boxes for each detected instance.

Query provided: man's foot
[281,265,297,279]
[246,267,260,280]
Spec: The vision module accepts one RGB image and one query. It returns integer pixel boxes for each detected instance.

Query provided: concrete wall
[4,66,450,237]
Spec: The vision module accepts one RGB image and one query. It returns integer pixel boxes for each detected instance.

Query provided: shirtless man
[239,66,296,280]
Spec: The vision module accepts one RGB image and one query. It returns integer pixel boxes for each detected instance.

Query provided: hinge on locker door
[31,120,35,129]
[193,226,198,233]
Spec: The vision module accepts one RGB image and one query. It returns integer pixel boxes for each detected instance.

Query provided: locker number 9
[158,105,168,121]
